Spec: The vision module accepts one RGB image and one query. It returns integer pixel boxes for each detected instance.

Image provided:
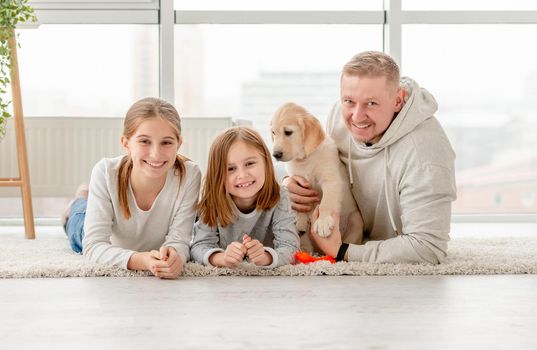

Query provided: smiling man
[284,51,457,264]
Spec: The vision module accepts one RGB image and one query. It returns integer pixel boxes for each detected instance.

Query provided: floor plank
[1,275,536,349]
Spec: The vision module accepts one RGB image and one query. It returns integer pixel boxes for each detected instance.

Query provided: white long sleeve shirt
[82,156,201,269]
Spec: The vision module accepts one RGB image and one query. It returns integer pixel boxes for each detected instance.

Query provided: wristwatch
[335,243,349,262]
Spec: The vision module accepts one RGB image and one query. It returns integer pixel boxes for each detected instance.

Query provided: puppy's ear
[301,115,325,157]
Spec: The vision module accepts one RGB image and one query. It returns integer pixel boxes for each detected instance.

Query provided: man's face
[340,74,404,144]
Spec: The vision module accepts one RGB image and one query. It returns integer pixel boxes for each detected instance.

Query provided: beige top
[83,156,201,269]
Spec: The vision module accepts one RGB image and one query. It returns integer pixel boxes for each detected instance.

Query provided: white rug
[1,231,536,278]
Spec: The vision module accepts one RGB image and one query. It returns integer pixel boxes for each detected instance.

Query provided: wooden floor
[1,223,537,349]
[1,274,537,349]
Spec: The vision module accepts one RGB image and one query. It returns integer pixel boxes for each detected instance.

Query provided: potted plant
[0,0,36,139]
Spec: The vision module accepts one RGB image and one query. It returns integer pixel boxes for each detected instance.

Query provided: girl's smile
[122,117,180,182]
[235,180,255,188]
[226,140,266,212]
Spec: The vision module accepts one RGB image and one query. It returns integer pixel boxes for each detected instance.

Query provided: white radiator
[0,117,237,197]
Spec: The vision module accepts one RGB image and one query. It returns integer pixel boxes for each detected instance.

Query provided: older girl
[63,97,200,279]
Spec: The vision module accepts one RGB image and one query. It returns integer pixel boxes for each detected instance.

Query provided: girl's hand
[152,246,184,279]
[128,251,162,273]
[223,242,247,268]
[309,207,342,258]
[243,234,273,266]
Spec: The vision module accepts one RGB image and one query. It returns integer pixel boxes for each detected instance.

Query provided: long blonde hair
[118,97,187,219]
[198,126,279,227]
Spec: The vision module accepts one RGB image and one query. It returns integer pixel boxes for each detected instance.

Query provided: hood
[352,77,439,156]
[346,77,438,235]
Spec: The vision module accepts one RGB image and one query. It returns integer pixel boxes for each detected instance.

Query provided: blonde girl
[191,126,299,268]
[63,97,201,279]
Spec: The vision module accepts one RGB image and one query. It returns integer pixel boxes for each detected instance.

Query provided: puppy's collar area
[293,154,308,162]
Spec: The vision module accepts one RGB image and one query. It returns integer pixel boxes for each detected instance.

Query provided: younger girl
[63,97,201,279]
[191,126,299,268]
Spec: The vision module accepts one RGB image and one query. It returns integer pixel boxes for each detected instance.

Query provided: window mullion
[384,0,402,68]
[159,0,175,103]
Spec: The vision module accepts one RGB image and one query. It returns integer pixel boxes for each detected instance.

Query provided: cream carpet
[1,231,536,278]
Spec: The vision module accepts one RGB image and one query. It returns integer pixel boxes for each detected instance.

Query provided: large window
[1,2,536,220]
[403,25,537,214]
[174,24,382,141]
[17,25,158,117]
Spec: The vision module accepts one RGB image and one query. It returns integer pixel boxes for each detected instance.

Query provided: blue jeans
[65,198,87,254]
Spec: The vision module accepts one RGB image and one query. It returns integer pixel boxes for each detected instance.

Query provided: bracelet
[335,243,349,262]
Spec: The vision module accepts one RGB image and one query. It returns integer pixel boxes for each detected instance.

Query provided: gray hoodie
[326,77,457,264]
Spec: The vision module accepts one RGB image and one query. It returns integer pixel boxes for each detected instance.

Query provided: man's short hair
[342,51,400,86]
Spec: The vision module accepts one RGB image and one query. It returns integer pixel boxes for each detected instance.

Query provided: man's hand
[309,206,342,258]
[243,234,272,266]
[282,175,320,212]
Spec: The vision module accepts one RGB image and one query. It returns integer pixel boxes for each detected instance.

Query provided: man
[284,51,456,264]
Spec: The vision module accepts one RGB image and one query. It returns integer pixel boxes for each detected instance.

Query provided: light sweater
[190,188,300,268]
[327,77,457,264]
[82,156,201,269]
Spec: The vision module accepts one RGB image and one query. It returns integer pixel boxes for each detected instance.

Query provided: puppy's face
[271,112,306,162]
[270,102,325,162]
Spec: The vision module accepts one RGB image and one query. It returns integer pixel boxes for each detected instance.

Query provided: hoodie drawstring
[347,136,353,188]
[348,135,398,235]
[384,147,399,235]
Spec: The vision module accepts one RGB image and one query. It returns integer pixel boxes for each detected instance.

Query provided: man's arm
[349,163,456,264]
[310,164,455,264]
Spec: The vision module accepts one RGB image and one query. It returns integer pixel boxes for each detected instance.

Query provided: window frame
[24,0,537,222]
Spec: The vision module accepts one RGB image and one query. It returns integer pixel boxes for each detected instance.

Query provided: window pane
[174,24,382,140]
[175,0,382,11]
[16,25,158,117]
[404,0,537,10]
[403,24,537,214]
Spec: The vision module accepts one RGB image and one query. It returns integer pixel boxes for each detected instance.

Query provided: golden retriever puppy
[270,102,363,253]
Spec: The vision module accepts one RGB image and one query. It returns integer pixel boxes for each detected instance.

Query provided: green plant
[0,0,36,139]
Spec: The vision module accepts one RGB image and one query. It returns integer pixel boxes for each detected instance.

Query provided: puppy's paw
[312,210,335,238]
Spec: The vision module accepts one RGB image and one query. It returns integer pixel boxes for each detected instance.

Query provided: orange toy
[295,251,336,264]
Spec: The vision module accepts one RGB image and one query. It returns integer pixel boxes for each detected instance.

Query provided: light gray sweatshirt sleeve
[83,160,135,269]
[190,220,223,265]
[267,190,300,267]
[162,165,201,264]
